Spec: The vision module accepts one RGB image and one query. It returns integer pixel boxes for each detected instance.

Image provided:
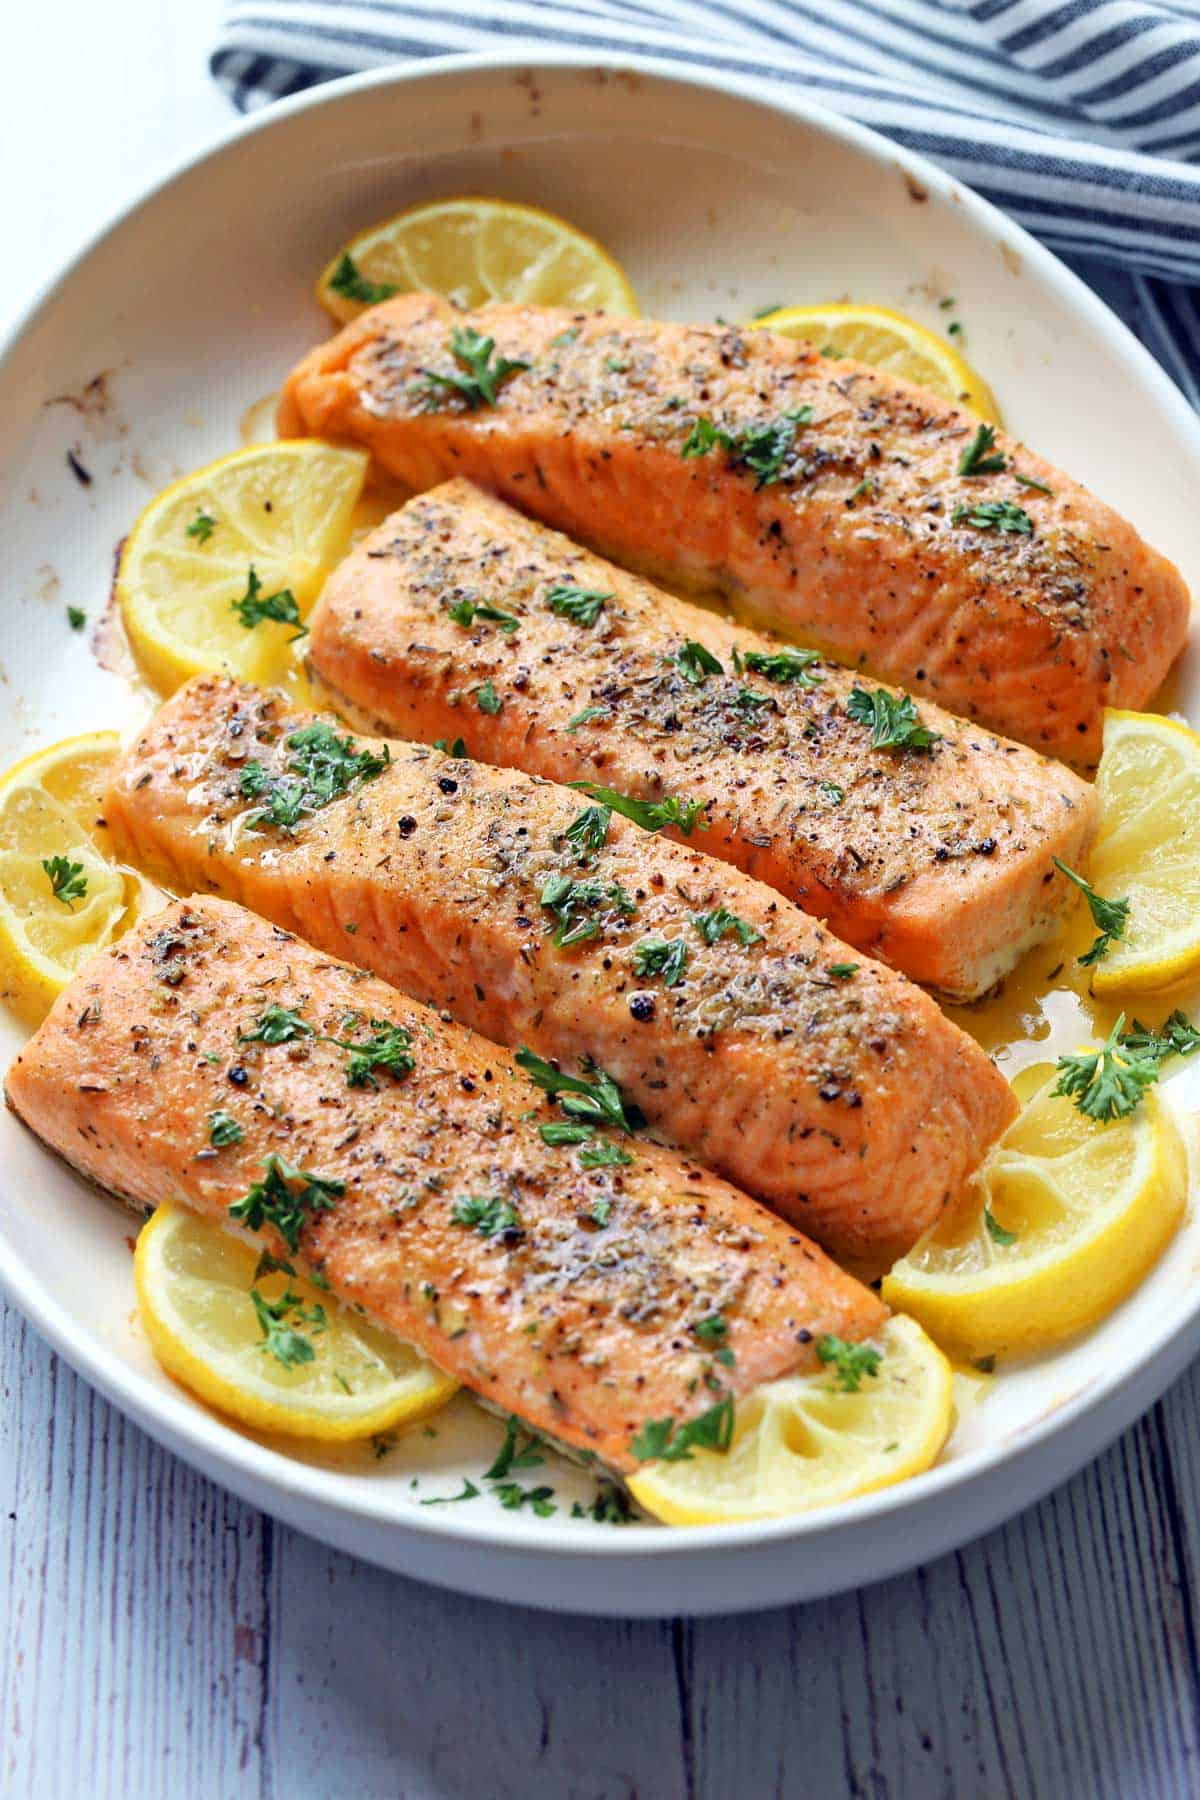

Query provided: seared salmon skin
[104,677,1016,1263]
[277,296,1191,763]
[308,478,1097,999]
[6,897,885,1470]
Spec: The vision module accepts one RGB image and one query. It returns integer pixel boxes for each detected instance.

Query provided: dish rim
[2,44,1198,1568]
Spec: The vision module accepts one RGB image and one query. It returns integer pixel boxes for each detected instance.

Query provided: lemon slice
[627,1316,951,1526]
[0,732,142,1022]
[1081,710,1200,996]
[117,441,368,697]
[136,1203,458,1442]
[882,1063,1188,1360]
[317,196,637,324]
[752,303,999,421]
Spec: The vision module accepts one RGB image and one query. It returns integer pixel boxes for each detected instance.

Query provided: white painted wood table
[3,5,1200,1794]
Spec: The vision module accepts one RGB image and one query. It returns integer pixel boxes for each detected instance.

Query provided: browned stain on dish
[902,169,929,204]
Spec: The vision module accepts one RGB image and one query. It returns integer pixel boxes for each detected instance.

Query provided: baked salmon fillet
[104,677,1016,1264]
[6,897,885,1470]
[277,295,1191,763]
[307,478,1097,999]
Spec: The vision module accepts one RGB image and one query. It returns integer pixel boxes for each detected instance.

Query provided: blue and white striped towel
[211,0,1200,406]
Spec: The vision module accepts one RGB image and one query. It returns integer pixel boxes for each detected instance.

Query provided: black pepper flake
[629,993,655,1022]
[437,777,458,795]
[227,1066,249,1086]
[397,816,418,837]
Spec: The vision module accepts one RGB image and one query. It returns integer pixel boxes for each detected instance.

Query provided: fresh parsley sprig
[229,1155,344,1253]
[516,1047,642,1134]
[250,1285,325,1368]
[633,937,689,988]
[734,646,823,688]
[423,325,529,409]
[674,640,724,685]
[1052,858,1130,967]
[681,408,813,488]
[692,908,762,947]
[446,597,520,634]
[328,252,399,307]
[957,421,1007,477]
[952,499,1033,535]
[1053,1013,1161,1122]
[539,874,636,948]
[630,1395,735,1463]
[231,566,306,638]
[545,583,611,627]
[816,1335,883,1392]
[242,720,390,833]
[42,855,87,908]
[569,781,708,838]
[451,1193,522,1240]
[846,686,940,752]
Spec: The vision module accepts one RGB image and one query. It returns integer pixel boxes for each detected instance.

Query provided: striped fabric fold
[211,0,1200,400]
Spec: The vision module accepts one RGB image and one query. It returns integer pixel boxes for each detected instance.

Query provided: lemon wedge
[626,1316,951,1526]
[752,303,999,421]
[0,732,144,1022]
[317,195,637,324]
[136,1203,459,1442]
[1081,710,1200,996]
[882,1063,1188,1360]
[117,441,368,698]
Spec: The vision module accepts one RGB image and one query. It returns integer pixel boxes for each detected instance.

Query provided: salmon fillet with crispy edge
[307,478,1097,999]
[6,897,884,1470]
[104,676,1016,1264]
[277,296,1191,764]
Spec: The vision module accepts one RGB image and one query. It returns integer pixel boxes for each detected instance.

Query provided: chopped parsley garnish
[539,1120,596,1147]
[735,646,823,688]
[492,1482,556,1516]
[693,1313,728,1345]
[984,1209,1017,1247]
[446,597,520,634]
[692,908,762,947]
[674,639,724,685]
[681,408,814,487]
[474,678,503,715]
[952,499,1033,535]
[250,1285,325,1368]
[545,583,611,627]
[245,720,390,833]
[566,705,611,732]
[42,855,87,908]
[186,508,216,543]
[67,605,87,631]
[1053,1013,1161,1122]
[228,1155,344,1253]
[231,566,306,638]
[207,1110,244,1148]
[828,963,859,979]
[573,1483,635,1525]
[846,686,940,752]
[819,780,845,804]
[539,873,635,947]
[1014,471,1054,496]
[578,1139,632,1170]
[1052,858,1130,967]
[564,803,611,857]
[633,937,689,987]
[816,1335,883,1392]
[240,1004,314,1046]
[957,421,1007,477]
[422,325,529,409]
[340,1021,415,1088]
[570,781,708,837]
[419,1479,481,1506]
[733,687,770,717]
[484,1414,545,1479]
[434,736,469,759]
[327,252,399,306]
[631,1395,735,1462]
[451,1193,522,1240]
[516,1046,642,1133]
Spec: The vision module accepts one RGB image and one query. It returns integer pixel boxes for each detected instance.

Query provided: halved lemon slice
[0,732,144,1022]
[317,196,637,324]
[752,303,999,421]
[136,1203,459,1442]
[1083,710,1200,996]
[117,441,368,698]
[882,1063,1188,1360]
[627,1316,951,1526]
